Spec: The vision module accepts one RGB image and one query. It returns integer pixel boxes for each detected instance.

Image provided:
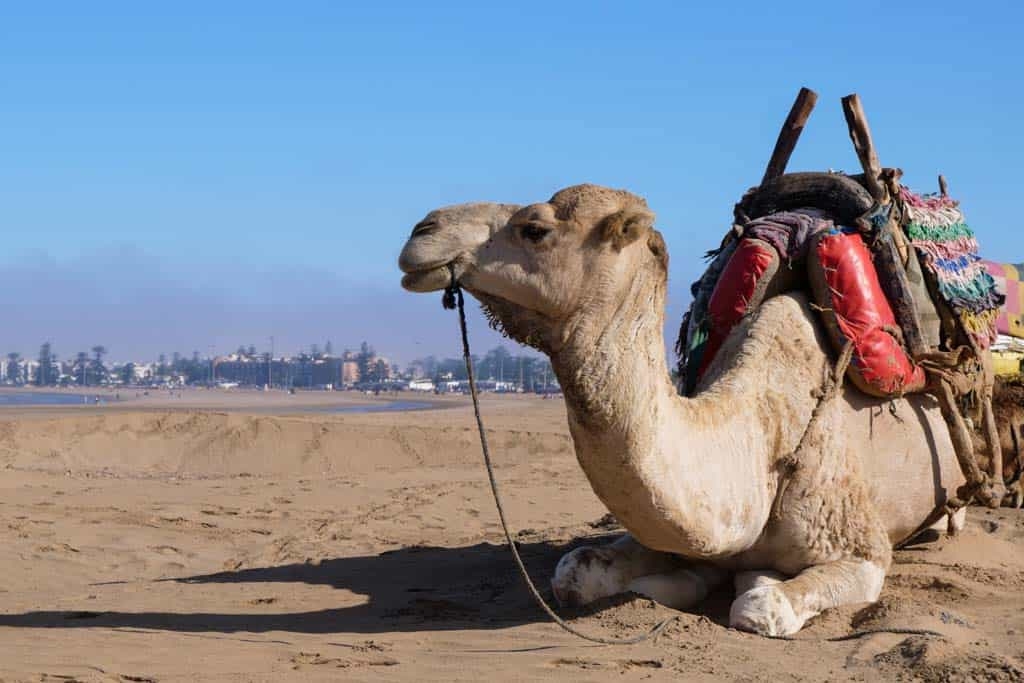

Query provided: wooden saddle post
[840,93,1003,508]
[761,87,818,186]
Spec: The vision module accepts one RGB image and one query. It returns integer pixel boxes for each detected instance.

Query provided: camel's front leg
[552,533,725,609]
[729,559,886,636]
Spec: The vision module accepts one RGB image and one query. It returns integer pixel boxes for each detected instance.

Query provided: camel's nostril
[412,221,439,237]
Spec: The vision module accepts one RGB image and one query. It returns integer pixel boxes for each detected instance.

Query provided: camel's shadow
[0,534,729,635]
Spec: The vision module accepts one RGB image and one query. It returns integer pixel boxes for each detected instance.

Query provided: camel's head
[399,184,667,352]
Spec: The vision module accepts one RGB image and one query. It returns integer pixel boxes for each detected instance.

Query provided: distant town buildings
[210,350,389,389]
[2,341,559,395]
[0,358,36,385]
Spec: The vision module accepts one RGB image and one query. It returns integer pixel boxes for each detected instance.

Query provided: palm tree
[91,345,108,384]
[75,351,90,386]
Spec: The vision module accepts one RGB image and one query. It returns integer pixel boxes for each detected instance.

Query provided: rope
[765,626,944,642]
[444,267,680,645]
[442,266,946,646]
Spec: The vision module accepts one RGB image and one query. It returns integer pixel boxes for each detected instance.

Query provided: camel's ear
[600,208,655,251]
[647,229,669,271]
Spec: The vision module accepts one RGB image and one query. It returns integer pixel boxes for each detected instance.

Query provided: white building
[408,378,435,392]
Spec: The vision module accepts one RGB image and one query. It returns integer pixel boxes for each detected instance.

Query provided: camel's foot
[551,545,631,606]
[730,584,802,637]
[551,534,693,608]
[729,560,885,637]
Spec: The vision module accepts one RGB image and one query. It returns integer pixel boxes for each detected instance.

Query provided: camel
[398,184,967,636]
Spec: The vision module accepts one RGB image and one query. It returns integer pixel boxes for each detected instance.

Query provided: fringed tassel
[960,309,1001,347]
[900,185,1002,350]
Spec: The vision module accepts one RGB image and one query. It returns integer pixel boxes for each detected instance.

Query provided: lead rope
[443,266,679,645]
[442,266,944,645]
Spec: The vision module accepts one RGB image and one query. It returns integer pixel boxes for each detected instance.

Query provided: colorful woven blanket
[982,260,1024,339]
[900,187,1003,349]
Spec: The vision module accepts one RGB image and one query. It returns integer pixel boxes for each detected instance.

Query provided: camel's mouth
[399,203,521,294]
[400,265,451,293]
[400,260,469,293]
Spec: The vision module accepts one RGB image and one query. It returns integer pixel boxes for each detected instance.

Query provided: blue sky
[2,2,1021,363]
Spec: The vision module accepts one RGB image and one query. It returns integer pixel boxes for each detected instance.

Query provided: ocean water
[0,392,92,406]
[315,400,434,414]
[0,391,435,413]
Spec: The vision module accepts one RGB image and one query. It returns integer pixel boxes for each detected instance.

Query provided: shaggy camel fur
[399,185,966,636]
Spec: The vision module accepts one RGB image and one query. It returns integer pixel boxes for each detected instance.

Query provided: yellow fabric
[1008,279,1024,338]
[991,350,1024,377]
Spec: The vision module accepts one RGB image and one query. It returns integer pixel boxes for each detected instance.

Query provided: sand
[0,393,1021,681]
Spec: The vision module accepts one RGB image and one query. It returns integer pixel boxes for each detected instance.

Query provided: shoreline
[0,385,473,415]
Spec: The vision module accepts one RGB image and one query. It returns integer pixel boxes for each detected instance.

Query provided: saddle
[679,174,1001,398]
[676,90,1008,509]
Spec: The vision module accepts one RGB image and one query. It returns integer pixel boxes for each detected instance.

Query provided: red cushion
[816,231,926,395]
[699,239,778,378]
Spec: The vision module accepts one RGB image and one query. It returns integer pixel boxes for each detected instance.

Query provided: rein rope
[442,266,944,646]
[443,266,680,645]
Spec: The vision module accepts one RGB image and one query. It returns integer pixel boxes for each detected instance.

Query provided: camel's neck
[551,269,675,441]
[550,280,824,556]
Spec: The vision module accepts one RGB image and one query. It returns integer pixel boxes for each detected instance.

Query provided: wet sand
[0,395,1021,681]
[0,385,463,414]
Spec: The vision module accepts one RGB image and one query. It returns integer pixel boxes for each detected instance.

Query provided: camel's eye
[520,223,551,244]
[412,220,438,237]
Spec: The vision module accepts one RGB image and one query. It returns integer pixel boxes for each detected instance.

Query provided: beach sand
[0,393,1021,681]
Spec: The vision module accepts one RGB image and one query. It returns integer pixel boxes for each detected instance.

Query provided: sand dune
[0,397,1021,681]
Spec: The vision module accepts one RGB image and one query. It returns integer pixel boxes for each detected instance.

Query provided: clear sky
[2,1,1021,364]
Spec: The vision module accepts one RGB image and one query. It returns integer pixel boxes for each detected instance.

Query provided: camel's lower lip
[401,266,453,293]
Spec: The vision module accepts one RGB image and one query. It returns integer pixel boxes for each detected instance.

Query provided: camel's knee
[628,564,726,610]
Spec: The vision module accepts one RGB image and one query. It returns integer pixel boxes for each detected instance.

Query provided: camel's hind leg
[730,559,886,637]
[551,533,725,610]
